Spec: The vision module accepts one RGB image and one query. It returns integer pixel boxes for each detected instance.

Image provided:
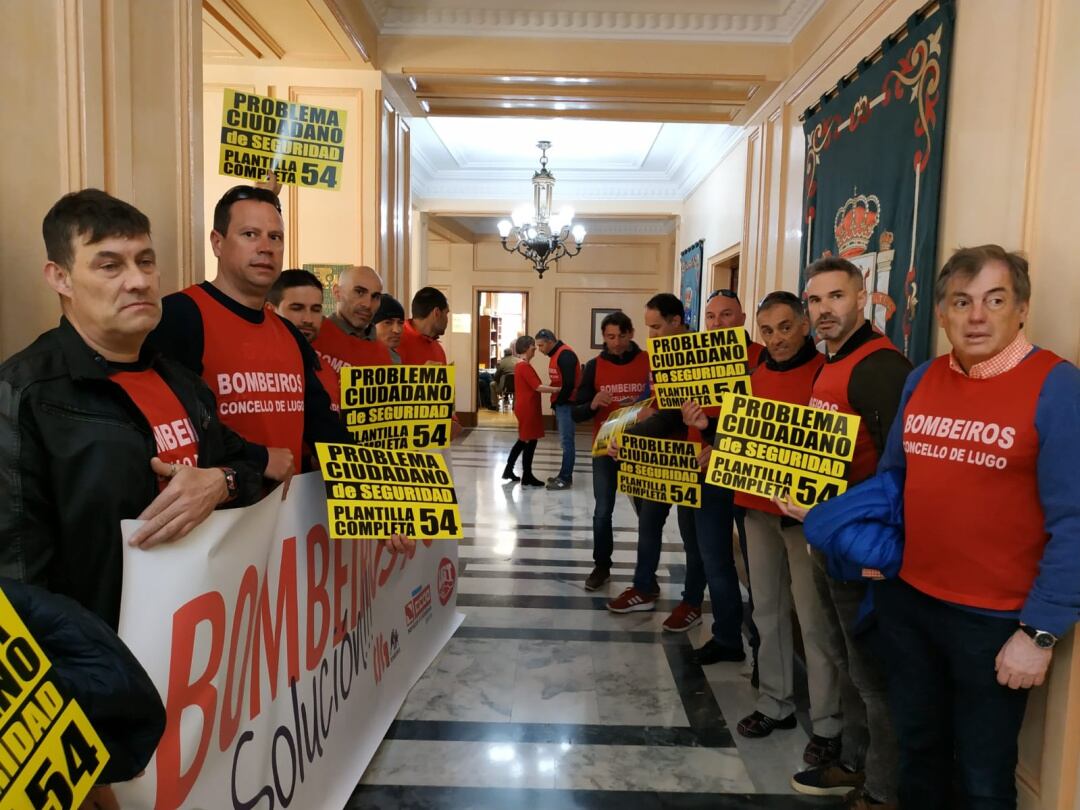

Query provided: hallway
[349,429,836,808]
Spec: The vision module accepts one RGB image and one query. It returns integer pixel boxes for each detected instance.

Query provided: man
[0,189,262,629]
[268,269,340,410]
[150,185,351,480]
[372,294,405,364]
[399,286,450,365]
[312,265,392,372]
[571,310,650,590]
[676,290,765,664]
[871,246,1080,809]
[534,329,581,490]
[716,292,846,770]
[786,256,912,809]
[494,346,519,406]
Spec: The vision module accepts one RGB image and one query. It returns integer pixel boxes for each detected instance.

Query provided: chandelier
[497,141,585,278]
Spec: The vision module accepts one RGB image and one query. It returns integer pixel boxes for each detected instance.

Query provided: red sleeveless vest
[312,318,391,374]
[809,334,900,484]
[900,350,1062,610]
[549,343,582,407]
[111,369,201,488]
[184,285,305,472]
[592,351,651,438]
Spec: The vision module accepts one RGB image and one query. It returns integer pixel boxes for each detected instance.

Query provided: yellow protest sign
[316,443,463,540]
[616,434,702,507]
[647,328,753,409]
[219,89,346,190]
[591,398,654,457]
[706,393,860,507]
[0,589,108,810]
[341,365,455,450]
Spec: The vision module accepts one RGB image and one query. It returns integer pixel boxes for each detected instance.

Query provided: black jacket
[0,318,262,628]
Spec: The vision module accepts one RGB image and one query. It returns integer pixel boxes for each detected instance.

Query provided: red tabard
[733,353,826,513]
[312,318,392,374]
[549,343,582,407]
[111,369,200,489]
[808,335,900,484]
[184,285,305,472]
[513,362,545,440]
[398,320,447,365]
[591,352,651,438]
[900,351,1061,611]
[686,340,766,445]
[315,361,341,412]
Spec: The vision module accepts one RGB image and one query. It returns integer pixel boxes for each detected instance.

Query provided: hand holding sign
[681,401,708,430]
[129,459,231,548]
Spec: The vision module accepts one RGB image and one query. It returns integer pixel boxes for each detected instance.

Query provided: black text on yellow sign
[341,365,455,451]
[315,443,462,540]
[615,434,703,507]
[591,399,654,457]
[0,591,108,810]
[647,328,753,409]
[705,393,860,507]
[219,89,347,190]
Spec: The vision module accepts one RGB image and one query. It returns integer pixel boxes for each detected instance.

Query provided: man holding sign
[571,311,650,589]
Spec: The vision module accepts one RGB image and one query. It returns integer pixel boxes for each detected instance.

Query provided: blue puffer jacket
[803,468,905,581]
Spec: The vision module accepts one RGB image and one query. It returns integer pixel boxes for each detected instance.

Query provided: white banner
[114,473,461,810]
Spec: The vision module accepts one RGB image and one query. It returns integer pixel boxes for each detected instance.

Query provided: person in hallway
[372,293,406,363]
[0,189,262,629]
[399,286,464,441]
[784,256,912,809]
[570,310,650,590]
[149,184,352,482]
[865,246,1080,809]
[268,269,341,411]
[494,346,519,407]
[534,328,581,490]
[676,289,765,665]
[721,291,847,769]
[311,264,393,372]
[503,335,556,486]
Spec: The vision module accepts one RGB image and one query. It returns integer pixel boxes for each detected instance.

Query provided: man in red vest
[399,286,450,365]
[312,264,392,372]
[869,246,1080,809]
[570,311,650,589]
[268,269,341,411]
[535,329,581,490]
[785,256,911,809]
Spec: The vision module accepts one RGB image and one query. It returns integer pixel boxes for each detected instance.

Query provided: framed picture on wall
[303,264,351,314]
[591,308,620,349]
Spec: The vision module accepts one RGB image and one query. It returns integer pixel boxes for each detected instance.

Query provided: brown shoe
[791,763,865,796]
[584,566,610,591]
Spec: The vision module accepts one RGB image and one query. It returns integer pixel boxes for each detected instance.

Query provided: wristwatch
[1020,624,1057,649]
[221,467,239,502]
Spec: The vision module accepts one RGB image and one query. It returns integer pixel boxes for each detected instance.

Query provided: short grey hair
[935,245,1030,305]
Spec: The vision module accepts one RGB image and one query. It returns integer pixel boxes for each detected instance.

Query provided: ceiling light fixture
[497,141,585,278]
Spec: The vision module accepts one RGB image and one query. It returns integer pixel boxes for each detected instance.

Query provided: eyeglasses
[219,185,282,213]
[756,290,804,313]
[706,288,739,303]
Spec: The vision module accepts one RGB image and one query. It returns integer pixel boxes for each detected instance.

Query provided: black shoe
[584,566,610,591]
[521,475,545,487]
[502,468,520,482]
[691,639,746,666]
[736,710,798,738]
[803,734,842,767]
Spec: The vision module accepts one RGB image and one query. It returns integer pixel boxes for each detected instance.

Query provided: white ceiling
[364,0,825,42]
[411,116,740,203]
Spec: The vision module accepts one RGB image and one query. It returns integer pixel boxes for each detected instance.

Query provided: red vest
[733,352,826,513]
[549,343,581,406]
[315,361,341,412]
[311,318,391,374]
[809,334,900,484]
[111,369,200,488]
[747,340,765,371]
[900,351,1061,611]
[592,351,651,437]
[398,320,447,365]
[184,285,305,473]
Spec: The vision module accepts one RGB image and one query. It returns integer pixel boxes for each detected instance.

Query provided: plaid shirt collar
[948,331,1032,379]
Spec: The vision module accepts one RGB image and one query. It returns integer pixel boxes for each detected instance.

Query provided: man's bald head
[333,265,383,330]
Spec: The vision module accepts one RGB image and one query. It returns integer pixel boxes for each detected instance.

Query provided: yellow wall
[426,229,673,415]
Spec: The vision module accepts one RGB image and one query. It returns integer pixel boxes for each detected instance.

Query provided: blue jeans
[592,455,617,568]
[681,483,744,650]
[876,578,1029,810]
[632,499,674,593]
[554,403,575,482]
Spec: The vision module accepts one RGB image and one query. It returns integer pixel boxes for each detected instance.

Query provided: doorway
[710,248,740,296]
[475,290,528,428]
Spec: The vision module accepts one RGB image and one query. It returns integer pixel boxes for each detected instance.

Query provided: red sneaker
[662,602,703,633]
[606,587,657,614]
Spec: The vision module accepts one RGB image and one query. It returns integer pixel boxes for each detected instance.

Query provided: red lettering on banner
[249,536,300,719]
[157,591,226,810]
[219,565,259,752]
[306,524,331,671]
[333,538,349,645]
